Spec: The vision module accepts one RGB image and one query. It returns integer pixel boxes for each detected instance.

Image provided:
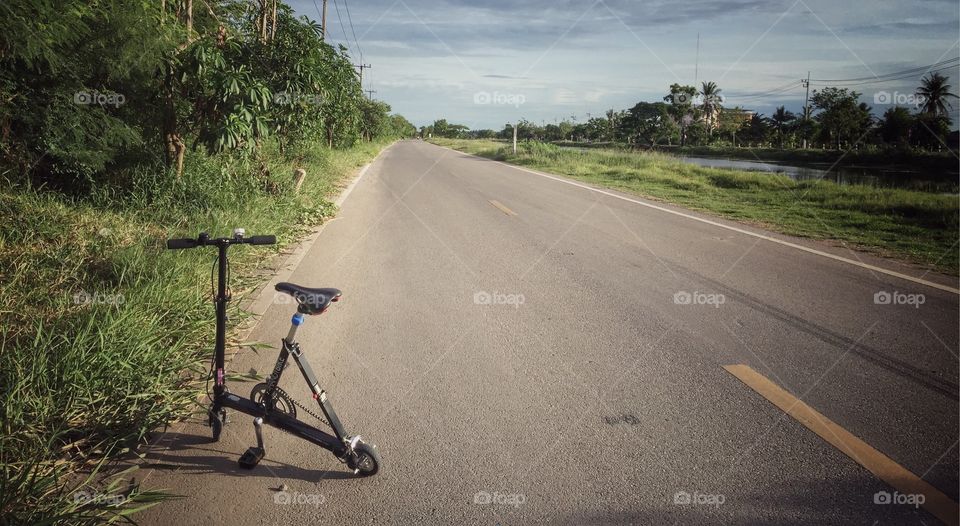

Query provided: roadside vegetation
[1,1,413,523]
[422,72,959,172]
[430,139,959,273]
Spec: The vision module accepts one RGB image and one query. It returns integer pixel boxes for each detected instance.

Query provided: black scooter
[167,229,380,476]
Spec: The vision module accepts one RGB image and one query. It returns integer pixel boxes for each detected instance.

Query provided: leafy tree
[0,0,405,185]
[738,113,771,145]
[388,114,416,137]
[912,113,952,150]
[663,84,697,146]
[810,87,871,149]
[878,106,914,147]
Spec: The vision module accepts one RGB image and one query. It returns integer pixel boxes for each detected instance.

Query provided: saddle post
[286,312,305,344]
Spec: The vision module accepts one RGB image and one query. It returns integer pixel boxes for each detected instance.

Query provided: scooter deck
[218,392,346,456]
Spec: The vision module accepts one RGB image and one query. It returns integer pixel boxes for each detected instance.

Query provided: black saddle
[275,282,342,315]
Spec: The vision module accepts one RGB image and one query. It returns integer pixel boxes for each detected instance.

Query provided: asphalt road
[139,140,959,525]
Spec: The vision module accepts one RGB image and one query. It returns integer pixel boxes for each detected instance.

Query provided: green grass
[0,138,391,524]
[431,139,959,273]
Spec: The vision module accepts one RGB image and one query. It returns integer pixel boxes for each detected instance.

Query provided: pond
[677,156,959,193]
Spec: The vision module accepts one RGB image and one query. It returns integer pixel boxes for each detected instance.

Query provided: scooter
[167,229,380,476]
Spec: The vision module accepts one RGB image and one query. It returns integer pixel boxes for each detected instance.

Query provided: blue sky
[289,0,960,130]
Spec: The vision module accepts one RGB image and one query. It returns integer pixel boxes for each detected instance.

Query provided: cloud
[288,0,960,129]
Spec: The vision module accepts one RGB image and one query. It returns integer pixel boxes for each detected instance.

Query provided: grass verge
[0,138,391,524]
[431,138,959,273]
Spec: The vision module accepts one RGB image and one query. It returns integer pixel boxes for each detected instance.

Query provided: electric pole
[321,0,328,40]
[801,71,811,149]
[364,89,377,99]
[694,32,700,87]
[354,63,372,86]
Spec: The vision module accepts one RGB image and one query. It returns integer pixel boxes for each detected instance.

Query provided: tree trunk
[162,68,185,178]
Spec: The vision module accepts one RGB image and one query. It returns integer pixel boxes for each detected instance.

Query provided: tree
[664,84,698,146]
[621,102,677,146]
[739,113,771,145]
[0,0,407,185]
[387,114,416,137]
[916,72,958,119]
[878,106,913,147]
[699,81,723,134]
[810,87,871,149]
[770,106,795,149]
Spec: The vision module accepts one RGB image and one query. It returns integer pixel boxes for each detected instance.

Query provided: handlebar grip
[166,238,198,249]
[249,235,276,245]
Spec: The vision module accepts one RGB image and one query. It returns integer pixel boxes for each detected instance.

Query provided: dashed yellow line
[724,364,958,526]
[489,199,517,216]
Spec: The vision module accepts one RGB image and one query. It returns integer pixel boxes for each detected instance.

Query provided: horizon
[289,0,960,130]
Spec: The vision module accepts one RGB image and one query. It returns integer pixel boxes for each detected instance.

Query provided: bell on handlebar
[234,228,245,239]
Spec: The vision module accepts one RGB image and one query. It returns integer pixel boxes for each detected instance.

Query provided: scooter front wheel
[348,442,381,477]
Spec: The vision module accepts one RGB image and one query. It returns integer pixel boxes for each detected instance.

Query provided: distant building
[715,108,755,130]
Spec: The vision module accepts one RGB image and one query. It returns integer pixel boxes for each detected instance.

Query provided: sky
[289,0,960,130]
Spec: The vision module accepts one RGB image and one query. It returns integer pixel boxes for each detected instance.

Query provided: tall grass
[0,138,390,524]
[433,139,959,272]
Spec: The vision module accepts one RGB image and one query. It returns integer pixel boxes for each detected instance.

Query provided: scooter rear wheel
[348,442,381,477]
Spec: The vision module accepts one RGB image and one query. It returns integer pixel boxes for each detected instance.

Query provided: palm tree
[916,73,958,117]
[699,81,723,133]
[770,106,795,149]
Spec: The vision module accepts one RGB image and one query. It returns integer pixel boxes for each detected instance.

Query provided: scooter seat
[275,283,341,315]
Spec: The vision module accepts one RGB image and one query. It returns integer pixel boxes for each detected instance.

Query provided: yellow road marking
[489,199,518,216]
[723,364,959,526]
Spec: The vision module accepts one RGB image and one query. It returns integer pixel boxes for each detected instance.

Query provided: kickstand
[238,417,265,469]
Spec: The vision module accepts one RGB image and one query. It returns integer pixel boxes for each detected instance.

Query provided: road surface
[139,140,959,525]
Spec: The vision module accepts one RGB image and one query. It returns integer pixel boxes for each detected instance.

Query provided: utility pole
[512,123,518,154]
[364,89,377,99]
[354,63,372,86]
[694,32,700,87]
[321,0,328,40]
[801,71,811,149]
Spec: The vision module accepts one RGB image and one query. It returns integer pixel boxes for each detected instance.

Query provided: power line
[331,0,350,50]
[810,57,959,83]
[728,81,803,99]
[342,0,363,63]
[811,65,959,88]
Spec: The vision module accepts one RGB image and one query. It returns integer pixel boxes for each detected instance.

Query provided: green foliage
[0,0,405,186]
[0,137,391,523]
[0,0,408,521]
[811,87,873,148]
